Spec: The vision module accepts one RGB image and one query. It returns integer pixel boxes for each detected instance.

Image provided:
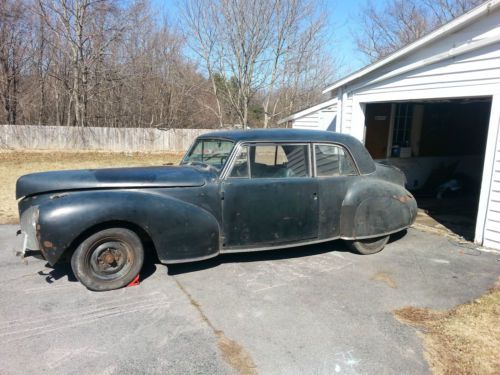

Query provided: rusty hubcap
[89,240,132,279]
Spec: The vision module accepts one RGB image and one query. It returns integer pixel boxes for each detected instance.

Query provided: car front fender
[36,189,220,265]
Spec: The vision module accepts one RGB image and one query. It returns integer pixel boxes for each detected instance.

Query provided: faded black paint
[16,165,209,199]
[16,129,417,266]
[222,177,319,248]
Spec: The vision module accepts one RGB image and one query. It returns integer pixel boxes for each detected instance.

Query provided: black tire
[71,228,144,291]
[347,235,390,255]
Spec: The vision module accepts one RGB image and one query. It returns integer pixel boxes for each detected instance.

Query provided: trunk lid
[374,161,407,187]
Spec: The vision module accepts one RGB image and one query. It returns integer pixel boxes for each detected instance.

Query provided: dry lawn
[394,279,500,375]
[0,150,183,224]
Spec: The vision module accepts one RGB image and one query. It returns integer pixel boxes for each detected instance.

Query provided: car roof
[197,128,376,174]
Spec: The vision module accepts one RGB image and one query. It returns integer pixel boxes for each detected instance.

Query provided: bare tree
[423,0,485,23]
[38,0,128,126]
[182,0,334,128]
[181,0,272,128]
[181,0,225,127]
[1,0,333,130]
[261,0,333,127]
[356,0,485,62]
[0,0,30,124]
[112,1,218,129]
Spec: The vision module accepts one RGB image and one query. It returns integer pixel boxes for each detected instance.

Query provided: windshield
[181,138,235,171]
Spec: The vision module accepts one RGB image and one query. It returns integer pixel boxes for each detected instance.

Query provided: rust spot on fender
[50,193,68,200]
[393,194,413,203]
[35,225,41,244]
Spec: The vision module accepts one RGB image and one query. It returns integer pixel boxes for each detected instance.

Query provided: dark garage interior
[364,97,492,240]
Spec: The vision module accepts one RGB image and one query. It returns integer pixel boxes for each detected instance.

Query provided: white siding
[340,98,353,134]
[355,43,500,100]
[483,96,500,249]
[348,7,500,96]
[293,112,322,129]
[319,106,337,131]
[292,104,337,130]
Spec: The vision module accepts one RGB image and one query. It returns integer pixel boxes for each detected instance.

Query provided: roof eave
[322,0,500,94]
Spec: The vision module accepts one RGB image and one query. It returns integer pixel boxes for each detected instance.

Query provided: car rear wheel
[347,235,389,255]
[71,228,144,291]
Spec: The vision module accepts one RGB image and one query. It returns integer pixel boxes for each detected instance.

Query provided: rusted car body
[16,129,417,290]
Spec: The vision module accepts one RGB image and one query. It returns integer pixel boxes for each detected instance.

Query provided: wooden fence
[0,125,213,152]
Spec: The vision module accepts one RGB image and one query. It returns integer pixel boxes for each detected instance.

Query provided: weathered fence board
[0,125,213,152]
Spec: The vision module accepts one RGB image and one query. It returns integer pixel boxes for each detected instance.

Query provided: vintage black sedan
[16,129,417,291]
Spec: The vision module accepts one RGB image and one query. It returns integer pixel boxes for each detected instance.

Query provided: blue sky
[324,0,370,73]
[152,0,370,75]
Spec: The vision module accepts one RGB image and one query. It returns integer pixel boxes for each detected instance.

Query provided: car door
[313,143,359,239]
[221,142,319,249]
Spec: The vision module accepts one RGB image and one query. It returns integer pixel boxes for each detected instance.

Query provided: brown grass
[394,279,500,375]
[0,150,183,224]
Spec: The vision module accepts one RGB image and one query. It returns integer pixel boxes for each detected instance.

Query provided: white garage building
[279,0,500,249]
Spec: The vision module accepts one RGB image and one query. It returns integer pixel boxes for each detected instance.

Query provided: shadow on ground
[32,231,408,283]
[416,196,478,241]
[168,230,407,276]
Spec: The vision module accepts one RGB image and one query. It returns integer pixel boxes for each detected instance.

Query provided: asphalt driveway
[0,225,498,375]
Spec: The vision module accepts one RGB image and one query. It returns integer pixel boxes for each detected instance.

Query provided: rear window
[315,144,357,176]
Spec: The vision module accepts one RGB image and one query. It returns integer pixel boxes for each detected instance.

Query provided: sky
[323,0,370,74]
[151,0,370,76]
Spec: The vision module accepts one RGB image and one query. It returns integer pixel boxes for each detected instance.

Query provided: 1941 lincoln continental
[16,129,417,291]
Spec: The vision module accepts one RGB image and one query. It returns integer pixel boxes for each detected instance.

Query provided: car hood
[16,165,212,199]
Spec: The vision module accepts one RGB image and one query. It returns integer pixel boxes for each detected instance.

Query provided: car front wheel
[71,228,144,291]
[347,235,389,255]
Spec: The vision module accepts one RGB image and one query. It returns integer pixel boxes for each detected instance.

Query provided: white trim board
[477,94,500,246]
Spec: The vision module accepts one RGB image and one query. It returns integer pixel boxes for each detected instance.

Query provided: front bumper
[17,205,44,261]
[15,229,45,261]
[14,230,28,258]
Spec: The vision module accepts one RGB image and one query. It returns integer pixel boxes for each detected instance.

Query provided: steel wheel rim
[87,238,134,281]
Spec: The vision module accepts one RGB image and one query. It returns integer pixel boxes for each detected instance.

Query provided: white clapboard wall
[293,103,337,131]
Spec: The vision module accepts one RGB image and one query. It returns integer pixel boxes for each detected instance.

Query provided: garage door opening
[364,98,492,240]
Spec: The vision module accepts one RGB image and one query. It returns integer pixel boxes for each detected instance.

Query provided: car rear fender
[340,178,417,239]
[36,190,220,265]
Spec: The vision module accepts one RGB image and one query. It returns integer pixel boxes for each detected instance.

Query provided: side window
[251,144,309,178]
[229,145,250,178]
[228,143,310,179]
[315,144,357,177]
[254,145,287,165]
